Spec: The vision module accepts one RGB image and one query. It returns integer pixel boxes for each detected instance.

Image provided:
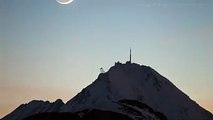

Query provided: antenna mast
[130,48,131,63]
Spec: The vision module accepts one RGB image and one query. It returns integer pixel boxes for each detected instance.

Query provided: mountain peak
[61,62,212,120]
[106,62,164,98]
[3,62,212,120]
[2,99,64,120]
[54,99,64,104]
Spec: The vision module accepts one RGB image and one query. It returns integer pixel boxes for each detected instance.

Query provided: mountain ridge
[2,99,64,120]
[2,62,213,120]
[60,62,212,119]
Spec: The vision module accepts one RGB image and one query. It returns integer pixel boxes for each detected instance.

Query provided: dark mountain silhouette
[23,110,133,120]
[2,99,64,120]
[2,62,213,120]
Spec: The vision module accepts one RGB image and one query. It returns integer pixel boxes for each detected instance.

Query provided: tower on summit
[123,48,132,64]
[130,48,131,63]
[129,48,132,63]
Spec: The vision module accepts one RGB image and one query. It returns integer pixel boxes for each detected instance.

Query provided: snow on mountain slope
[2,99,64,120]
[61,62,213,120]
[2,62,212,120]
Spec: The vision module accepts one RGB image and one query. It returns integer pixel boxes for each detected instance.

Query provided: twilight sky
[0,0,213,118]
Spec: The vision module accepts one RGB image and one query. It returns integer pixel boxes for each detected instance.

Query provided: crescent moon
[56,0,74,5]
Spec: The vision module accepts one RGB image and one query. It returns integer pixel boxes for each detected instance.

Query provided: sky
[0,0,213,118]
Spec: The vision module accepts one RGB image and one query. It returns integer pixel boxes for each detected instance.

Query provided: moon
[56,0,74,5]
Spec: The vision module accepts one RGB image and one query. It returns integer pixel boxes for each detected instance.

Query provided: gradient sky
[0,0,213,118]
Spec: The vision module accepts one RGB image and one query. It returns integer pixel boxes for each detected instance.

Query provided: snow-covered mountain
[60,62,212,120]
[2,99,64,120]
[2,62,213,120]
